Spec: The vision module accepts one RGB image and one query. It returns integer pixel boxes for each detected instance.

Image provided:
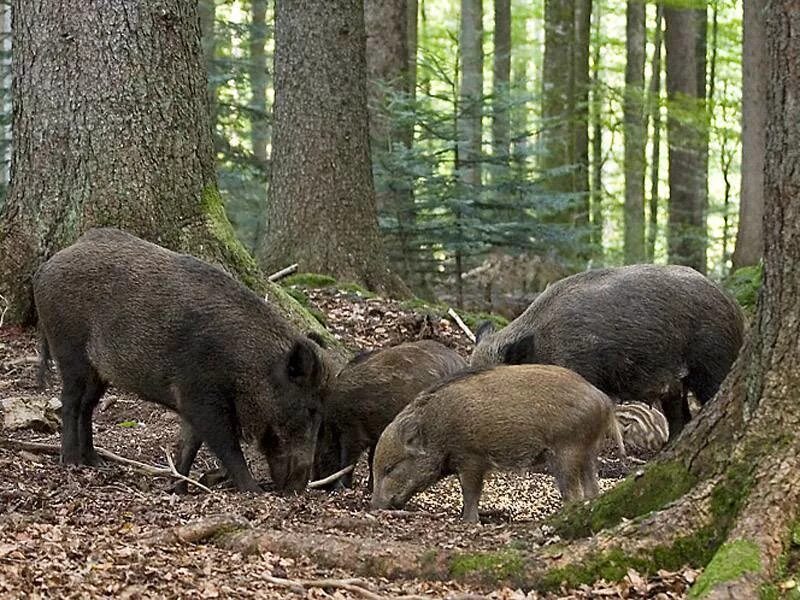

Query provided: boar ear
[501,334,535,365]
[474,321,496,344]
[306,331,327,349]
[397,415,427,456]
[287,338,323,386]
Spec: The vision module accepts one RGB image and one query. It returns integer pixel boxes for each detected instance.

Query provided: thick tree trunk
[623,0,646,264]
[0,0,276,324]
[408,0,418,98]
[492,0,511,168]
[260,0,407,297]
[664,7,706,273]
[0,2,10,191]
[249,0,269,171]
[732,0,766,269]
[647,4,663,262]
[458,0,483,190]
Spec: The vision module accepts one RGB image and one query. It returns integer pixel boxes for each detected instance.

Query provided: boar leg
[76,369,107,465]
[459,463,486,523]
[661,387,691,442]
[366,445,376,491]
[551,447,585,503]
[59,374,86,465]
[183,399,261,493]
[579,450,600,499]
[171,420,204,494]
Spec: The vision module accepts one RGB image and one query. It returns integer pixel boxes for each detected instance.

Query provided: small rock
[1,396,61,432]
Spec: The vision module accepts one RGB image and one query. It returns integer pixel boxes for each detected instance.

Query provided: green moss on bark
[550,461,698,539]
[450,549,525,583]
[688,540,761,598]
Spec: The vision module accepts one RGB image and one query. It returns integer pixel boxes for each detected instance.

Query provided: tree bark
[623,0,646,264]
[590,0,603,256]
[647,3,663,262]
[492,0,511,168]
[0,0,280,324]
[458,0,483,190]
[573,0,592,235]
[664,7,706,273]
[249,0,269,171]
[732,0,766,269]
[260,0,407,297]
[198,0,217,131]
[0,1,10,191]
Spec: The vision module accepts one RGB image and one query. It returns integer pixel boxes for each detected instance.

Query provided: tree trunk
[198,0,217,131]
[623,0,646,264]
[260,0,407,297]
[510,2,529,163]
[732,0,766,269]
[695,2,709,266]
[664,7,706,273]
[573,0,592,236]
[0,1,10,191]
[647,3,663,262]
[249,0,269,171]
[492,0,511,168]
[364,0,416,282]
[408,0,418,99]
[458,0,483,190]
[590,0,603,256]
[0,0,277,325]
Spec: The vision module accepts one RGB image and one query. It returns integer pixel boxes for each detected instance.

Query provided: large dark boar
[470,265,744,439]
[34,228,330,493]
[371,364,624,523]
[314,340,466,489]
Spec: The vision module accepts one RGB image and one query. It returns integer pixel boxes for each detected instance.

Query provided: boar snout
[269,453,313,493]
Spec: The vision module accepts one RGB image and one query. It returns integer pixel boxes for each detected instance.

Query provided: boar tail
[608,413,626,459]
[37,333,52,389]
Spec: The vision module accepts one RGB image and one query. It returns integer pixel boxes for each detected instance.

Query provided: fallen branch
[447,308,475,343]
[0,437,212,493]
[267,263,298,282]
[307,464,354,489]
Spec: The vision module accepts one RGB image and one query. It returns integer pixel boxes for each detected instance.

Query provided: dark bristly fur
[471,265,745,439]
[371,364,625,523]
[314,340,466,489]
[33,227,331,493]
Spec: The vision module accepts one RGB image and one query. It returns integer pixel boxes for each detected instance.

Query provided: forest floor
[0,287,698,599]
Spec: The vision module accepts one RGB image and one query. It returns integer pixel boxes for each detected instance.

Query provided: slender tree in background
[623,0,646,264]
[249,0,269,171]
[590,0,603,255]
[364,0,415,279]
[510,2,529,163]
[573,0,592,230]
[647,3,663,261]
[458,0,483,190]
[664,7,706,273]
[408,0,418,99]
[0,0,269,324]
[261,0,406,296]
[732,0,765,269]
[492,0,511,169]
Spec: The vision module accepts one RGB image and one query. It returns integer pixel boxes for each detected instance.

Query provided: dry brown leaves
[0,293,697,598]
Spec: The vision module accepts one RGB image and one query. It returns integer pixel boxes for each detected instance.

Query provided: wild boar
[371,364,625,523]
[34,227,330,493]
[470,265,744,439]
[614,401,669,454]
[314,340,467,489]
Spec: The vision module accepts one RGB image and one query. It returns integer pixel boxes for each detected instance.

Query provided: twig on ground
[447,308,475,344]
[0,437,212,493]
[99,395,118,412]
[307,464,354,489]
[0,294,9,329]
[5,355,39,368]
[267,263,298,282]
[264,574,432,600]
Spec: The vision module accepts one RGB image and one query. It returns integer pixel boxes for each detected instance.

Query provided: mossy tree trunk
[0,0,330,344]
[260,0,408,298]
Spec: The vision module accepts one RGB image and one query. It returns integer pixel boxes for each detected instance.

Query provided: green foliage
[116,420,138,428]
[689,540,761,598]
[725,264,763,313]
[282,273,338,288]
